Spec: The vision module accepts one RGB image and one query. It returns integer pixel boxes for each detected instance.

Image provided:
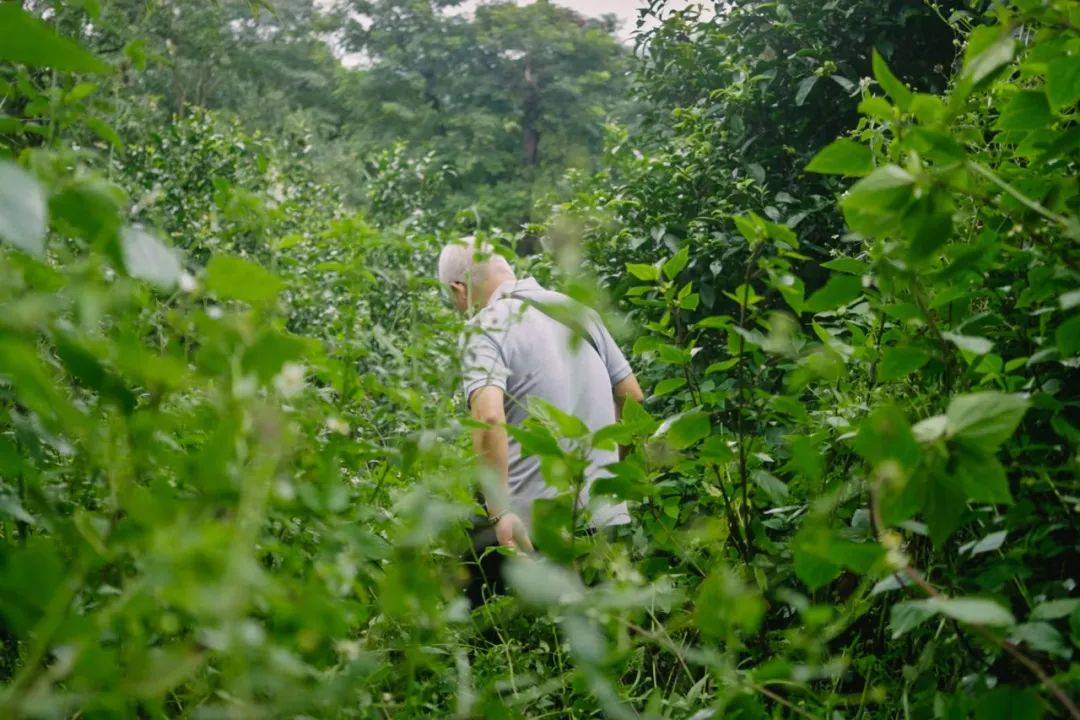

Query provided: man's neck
[475,273,517,308]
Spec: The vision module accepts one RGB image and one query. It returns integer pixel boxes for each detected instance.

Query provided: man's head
[438,236,516,313]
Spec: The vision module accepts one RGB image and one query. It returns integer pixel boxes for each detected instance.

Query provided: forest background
[0,0,1078,718]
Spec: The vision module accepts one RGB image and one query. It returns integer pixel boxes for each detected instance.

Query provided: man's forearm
[613,374,645,459]
[472,425,510,515]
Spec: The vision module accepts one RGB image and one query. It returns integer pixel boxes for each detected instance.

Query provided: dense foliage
[1,0,1078,718]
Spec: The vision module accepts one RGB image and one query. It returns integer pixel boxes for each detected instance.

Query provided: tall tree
[340,0,632,227]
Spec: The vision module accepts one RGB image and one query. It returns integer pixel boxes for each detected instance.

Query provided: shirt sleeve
[460,325,510,402]
[589,314,633,386]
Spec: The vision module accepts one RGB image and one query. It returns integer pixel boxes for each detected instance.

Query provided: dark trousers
[465,544,507,608]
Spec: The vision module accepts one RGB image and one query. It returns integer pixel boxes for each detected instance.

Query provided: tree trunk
[521,61,540,166]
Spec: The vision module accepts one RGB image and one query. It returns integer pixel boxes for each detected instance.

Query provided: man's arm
[469,385,533,550]
[613,373,645,460]
[613,373,644,420]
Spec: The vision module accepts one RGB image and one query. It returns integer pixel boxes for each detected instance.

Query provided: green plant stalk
[869,482,1080,720]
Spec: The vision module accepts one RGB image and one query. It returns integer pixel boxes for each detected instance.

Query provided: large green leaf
[994,91,1052,131]
[945,392,1029,449]
[204,255,283,306]
[806,138,874,177]
[658,411,711,450]
[959,25,1015,89]
[893,596,1015,637]
[878,345,930,381]
[975,687,1045,720]
[872,49,912,110]
[840,165,916,237]
[1047,56,1080,111]
[121,226,182,290]
[804,274,862,313]
[927,596,1015,626]
[0,162,47,256]
[0,4,111,73]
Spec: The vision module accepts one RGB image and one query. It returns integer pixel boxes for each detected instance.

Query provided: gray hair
[437,235,513,287]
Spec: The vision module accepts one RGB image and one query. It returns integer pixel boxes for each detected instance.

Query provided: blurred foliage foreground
[1,1,1079,719]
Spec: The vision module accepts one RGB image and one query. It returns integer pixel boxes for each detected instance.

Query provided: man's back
[461,277,631,529]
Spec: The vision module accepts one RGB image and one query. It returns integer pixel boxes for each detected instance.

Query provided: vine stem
[732,244,762,556]
[674,295,749,562]
[965,161,1074,234]
[869,483,1080,719]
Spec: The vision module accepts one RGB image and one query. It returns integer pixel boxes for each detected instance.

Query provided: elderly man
[438,237,644,603]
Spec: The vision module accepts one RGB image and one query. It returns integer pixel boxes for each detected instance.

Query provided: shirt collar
[487,276,542,308]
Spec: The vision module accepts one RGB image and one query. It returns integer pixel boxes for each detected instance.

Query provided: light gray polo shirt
[461,277,632,530]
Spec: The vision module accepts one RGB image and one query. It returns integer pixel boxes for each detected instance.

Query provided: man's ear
[450,281,469,309]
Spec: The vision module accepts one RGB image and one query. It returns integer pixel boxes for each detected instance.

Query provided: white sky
[326,0,710,67]
[455,0,706,41]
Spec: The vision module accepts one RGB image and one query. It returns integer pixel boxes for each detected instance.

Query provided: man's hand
[494,512,533,551]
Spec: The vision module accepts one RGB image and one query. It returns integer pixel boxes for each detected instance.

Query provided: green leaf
[946,392,1029,449]
[894,596,1016,636]
[853,404,920,470]
[652,377,687,397]
[242,330,314,383]
[1010,622,1071,659]
[626,262,659,282]
[924,471,967,547]
[662,246,689,280]
[890,600,936,637]
[120,226,182,290]
[942,332,993,356]
[804,275,862,313]
[960,529,1007,556]
[994,91,1052,131]
[204,255,283,306]
[820,256,868,275]
[902,192,954,261]
[530,397,590,438]
[695,569,764,638]
[695,315,732,330]
[872,49,912,110]
[840,165,916,237]
[0,162,47,256]
[507,424,563,458]
[806,138,874,177]
[752,470,789,504]
[1030,599,1080,621]
[960,26,1015,89]
[1047,56,1080,111]
[953,442,1013,504]
[794,75,818,106]
[927,596,1015,626]
[975,687,1045,720]
[879,345,930,381]
[659,411,711,450]
[85,117,124,149]
[733,212,768,246]
[504,557,584,607]
[1056,315,1080,357]
[0,4,111,73]
[49,176,126,243]
[794,525,884,591]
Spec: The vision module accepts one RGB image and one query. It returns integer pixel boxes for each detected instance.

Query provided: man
[438,237,644,603]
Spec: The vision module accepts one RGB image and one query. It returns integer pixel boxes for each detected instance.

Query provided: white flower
[233,374,257,400]
[273,363,305,398]
[325,416,350,436]
[179,271,197,293]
